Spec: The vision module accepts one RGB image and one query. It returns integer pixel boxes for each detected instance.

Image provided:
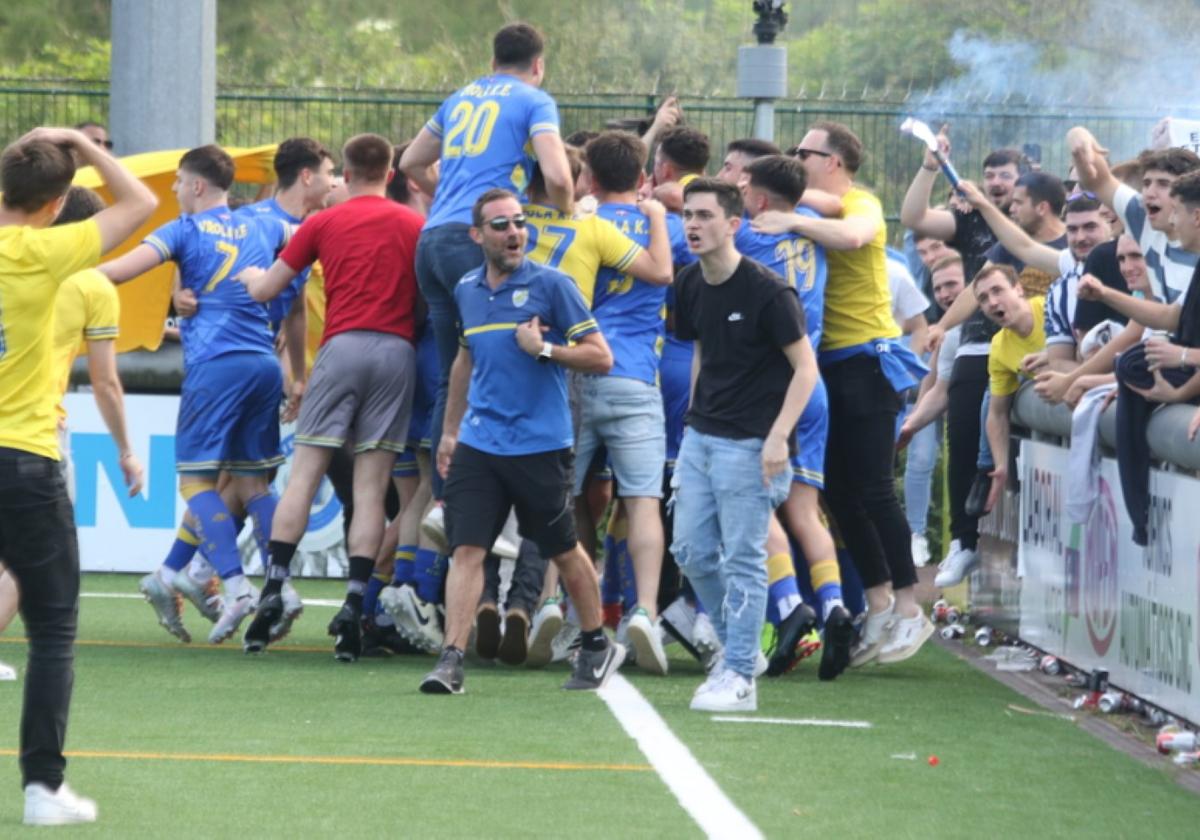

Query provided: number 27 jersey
[424,73,560,230]
[144,206,283,368]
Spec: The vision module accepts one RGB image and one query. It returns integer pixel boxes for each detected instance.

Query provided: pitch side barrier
[974,382,1200,725]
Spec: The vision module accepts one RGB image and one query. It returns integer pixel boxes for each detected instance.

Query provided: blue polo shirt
[454,258,598,456]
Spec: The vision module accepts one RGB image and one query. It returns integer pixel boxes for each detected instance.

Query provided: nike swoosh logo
[414,607,431,626]
[592,665,607,680]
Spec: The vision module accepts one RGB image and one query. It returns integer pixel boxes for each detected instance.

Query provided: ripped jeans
[670,428,791,679]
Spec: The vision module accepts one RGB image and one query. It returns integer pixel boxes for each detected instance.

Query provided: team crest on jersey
[513,289,530,307]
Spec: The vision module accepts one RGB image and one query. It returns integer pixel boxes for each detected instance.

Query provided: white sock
[223,574,250,600]
[187,557,214,585]
[158,566,177,586]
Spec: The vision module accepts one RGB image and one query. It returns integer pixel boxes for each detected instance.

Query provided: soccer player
[672,178,818,712]
[0,125,155,825]
[100,145,295,646]
[734,155,854,681]
[239,134,422,662]
[401,22,574,504]
[419,188,621,695]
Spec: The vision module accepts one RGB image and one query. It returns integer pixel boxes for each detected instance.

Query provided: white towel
[1066,383,1117,524]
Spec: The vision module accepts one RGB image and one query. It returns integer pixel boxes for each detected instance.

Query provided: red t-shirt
[280,194,423,344]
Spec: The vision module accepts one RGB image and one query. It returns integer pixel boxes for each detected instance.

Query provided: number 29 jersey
[144,206,284,368]
[423,73,561,230]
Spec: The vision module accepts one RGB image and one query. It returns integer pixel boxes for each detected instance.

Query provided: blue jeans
[670,429,791,679]
[976,389,994,471]
[414,223,483,498]
[904,419,939,536]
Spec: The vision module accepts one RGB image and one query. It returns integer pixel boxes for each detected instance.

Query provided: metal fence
[4,79,1196,226]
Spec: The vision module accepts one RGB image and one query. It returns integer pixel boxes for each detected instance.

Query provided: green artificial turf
[0,574,1196,837]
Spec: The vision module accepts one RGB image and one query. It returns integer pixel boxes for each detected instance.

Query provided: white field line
[598,674,763,840]
[82,592,343,608]
[711,715,873,729]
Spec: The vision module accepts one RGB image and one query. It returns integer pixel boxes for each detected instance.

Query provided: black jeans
[1115,343,1196,545]
[482,539,548,615]
[946,354,989,551]
[822,355,916,591]
[0,447,79,789]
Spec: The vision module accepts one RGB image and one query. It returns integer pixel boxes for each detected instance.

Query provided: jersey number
[606,272,635,296]
[775,239,815,292]
[526,224,576,269]
[444,100,500,159]
[204,242,240,292]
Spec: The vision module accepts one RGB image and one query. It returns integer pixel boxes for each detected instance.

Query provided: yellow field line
[0,637,331,654]
[0,748,651,774]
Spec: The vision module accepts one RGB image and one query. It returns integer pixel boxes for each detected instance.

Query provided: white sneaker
[704,650,769,678]
[491,510,521,561]
[171,573,221,623]
[380,584,443,653]
[692,612,723,672]
[139,571,190,643]
[878,608,935,664]
[849,599,895,667]
[626,608,669,676]
[420,505,450,554]
[659,595,696,647]
[911,533,931,568]
[207,594,255,644]
[23,782,97,826]
[689,669,756,713]
[615,614,636,665]
[526,598,565,667]
[934,540,980,588]
[0,660,16,681]
[269,579,304,642]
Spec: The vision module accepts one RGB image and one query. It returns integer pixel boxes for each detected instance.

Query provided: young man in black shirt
[670,178,818,712]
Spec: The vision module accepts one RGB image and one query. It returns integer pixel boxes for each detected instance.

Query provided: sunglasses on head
[788,146,832,161]
[485,214,526,231]
[1067,189,1098,201]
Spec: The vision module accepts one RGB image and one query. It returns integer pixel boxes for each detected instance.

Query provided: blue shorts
[393,448,420,479]
[406,325,439,449]
[790,375,828,488]
[176,352,283,474]
[659,338,692,468]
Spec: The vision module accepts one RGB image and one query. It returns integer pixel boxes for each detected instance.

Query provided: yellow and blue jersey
[238,197,306,335]
[425,74,560,229]
[734,208,827,348]
[52,267,120,421]
[144,206,286,367]
[453,259,597,456]
[522,203,642,308]
[591,202,671,385]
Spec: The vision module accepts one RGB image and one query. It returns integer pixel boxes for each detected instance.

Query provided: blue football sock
[619,541,637,613]
[415,548,443,604]
[163,523,201,573]
[245,492,278,570]
[185,489,243,581]
[363,574,387,618]
[601,532,621,606]
[394,544,417,586]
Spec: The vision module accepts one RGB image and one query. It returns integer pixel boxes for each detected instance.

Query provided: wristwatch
[537,341,554,364]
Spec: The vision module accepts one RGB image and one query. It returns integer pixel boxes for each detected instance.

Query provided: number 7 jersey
[423,73,560,229]
[143,206,284,367]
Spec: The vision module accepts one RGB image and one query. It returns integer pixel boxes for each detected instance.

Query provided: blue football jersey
[237,197,306,335]
[734,209,827,348]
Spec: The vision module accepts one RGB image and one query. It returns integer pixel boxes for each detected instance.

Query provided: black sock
[345,555,373,610]
[263,541,298,596]
[581,628,607,652]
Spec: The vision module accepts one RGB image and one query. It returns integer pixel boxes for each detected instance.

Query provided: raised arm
[1076,273,1181,332]
[530,132,575,217]
[98,243,164,285]
[399,127,442,197]
[1066,126,1120,209]
[624,199,673,286]
[958,181,1061,276]
[899,128,957,239]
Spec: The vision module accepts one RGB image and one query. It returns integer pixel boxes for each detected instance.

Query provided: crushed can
[1097,691,1137,714]
[974,626,992,647]
[1156,728,1198,755]
[931,599,949,623]
[1039,655,1062,676]
[940,623,965,640]
[945,606,963,625]
[1173,751,1200,767]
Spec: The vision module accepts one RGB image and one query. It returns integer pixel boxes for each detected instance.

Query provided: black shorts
[443,443,577,559]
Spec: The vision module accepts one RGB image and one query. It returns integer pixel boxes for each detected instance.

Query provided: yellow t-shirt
[0,220,103,459]
[52,268,120,420]
[523,203,642,307]
[987,296,1046,397]
[821,187,899,351]
[304,260,326,377]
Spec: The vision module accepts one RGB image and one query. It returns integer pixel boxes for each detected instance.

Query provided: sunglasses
[93,138,113,150]
[788,146,832,161]
[485,214,526,231]
[1067,189,1098,201]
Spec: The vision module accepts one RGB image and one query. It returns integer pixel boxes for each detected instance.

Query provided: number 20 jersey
[143,206,285,368]
[423,73,561,230]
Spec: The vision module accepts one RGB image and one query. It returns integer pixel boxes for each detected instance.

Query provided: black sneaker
[497,609,529,666]
[243,592,283,654]
[361,620,422,657]
[474,603,501,660]
[767,603,818,677]
[563,641,626,690]
[420,648,465,694]
[964,469,991,518]
[818,605,854,682]
[328,603,362,663]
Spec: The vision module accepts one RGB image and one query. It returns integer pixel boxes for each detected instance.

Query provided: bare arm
[86,339,143,496]
[898,376,950,449]
[798,188,844,219]
[624,200,672,286]
[436,346,473,479]
[958,181,1062,276]
[237,259,300,303]
[902,313,929,355]
[639,96,681,153]
[752,209,879,252]
[1076,274,1181,332]
[281,295,307,422]
[515,318,611,373]
[985,391,1014,512]
[899,166,957,240]
[399,127,442,196]
[1066,126,1120,209]
[98,243,163,285]
[1034,318,1141,404]
[762,336,819,481]
[530,132,575,217]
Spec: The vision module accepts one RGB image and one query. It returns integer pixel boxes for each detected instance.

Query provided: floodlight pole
[110,0,217,154]
[738,1,788,143]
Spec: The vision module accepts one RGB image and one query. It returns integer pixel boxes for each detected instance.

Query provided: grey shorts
[296,330,415,453]
[573,375,665,498]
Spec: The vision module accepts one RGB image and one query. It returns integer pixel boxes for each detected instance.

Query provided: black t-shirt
[1174,262,1200,348]
[1073,240,1130,334]
[985,233,1068,276]
[674,257,806,444]
[950,209,1002,346]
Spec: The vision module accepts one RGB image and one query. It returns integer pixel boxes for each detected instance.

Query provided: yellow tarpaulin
[73,144,278,353]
